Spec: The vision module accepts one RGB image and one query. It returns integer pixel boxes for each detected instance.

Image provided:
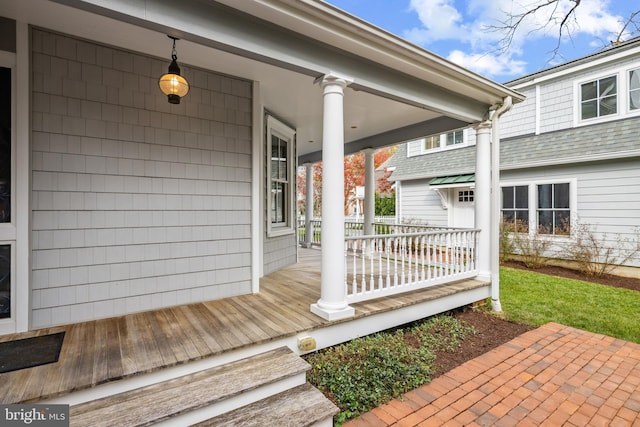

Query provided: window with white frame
[266,115,296,236]
[418,129,467,154]
[537,183,570,235]
[423,135,439,151]
[501,185,529,232]
[501,182,572,235]
[629,68,640,111]
[445,130,464,146]
[580,75,617,120]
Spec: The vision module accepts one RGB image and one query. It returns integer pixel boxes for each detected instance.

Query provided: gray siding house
[0,1,523,422]
[389,37,640,269]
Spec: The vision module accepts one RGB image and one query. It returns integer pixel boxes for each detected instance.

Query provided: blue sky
[325,0,638,82]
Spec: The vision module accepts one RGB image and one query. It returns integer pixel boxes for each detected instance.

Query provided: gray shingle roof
[388,118,640,181]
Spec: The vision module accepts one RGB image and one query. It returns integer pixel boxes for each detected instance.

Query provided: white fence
[344,229,479,303]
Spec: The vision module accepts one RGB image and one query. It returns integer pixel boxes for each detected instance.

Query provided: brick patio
[345,323,640,426]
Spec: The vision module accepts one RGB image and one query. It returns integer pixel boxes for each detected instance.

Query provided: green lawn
[500,267,640,344]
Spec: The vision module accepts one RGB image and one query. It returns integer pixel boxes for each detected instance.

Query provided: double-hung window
[502,182,572,235]
[537,183,570,235]
[629,68,640,111]
[266,115,296,236]
[501,186,529,232]
[580,75,617,120]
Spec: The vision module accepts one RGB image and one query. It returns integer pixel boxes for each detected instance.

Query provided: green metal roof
[429,174,475,185]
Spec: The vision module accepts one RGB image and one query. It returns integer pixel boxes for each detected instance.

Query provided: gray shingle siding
[31,29,253,327]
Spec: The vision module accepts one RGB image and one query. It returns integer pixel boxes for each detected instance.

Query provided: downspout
[490,96,512,312]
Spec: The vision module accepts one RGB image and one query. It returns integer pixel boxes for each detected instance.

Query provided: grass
[303,315,474,424]
[500,266,640,344]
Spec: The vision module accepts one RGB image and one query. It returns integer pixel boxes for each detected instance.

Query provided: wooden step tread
[70,346,308,427]
[193,383,339,427]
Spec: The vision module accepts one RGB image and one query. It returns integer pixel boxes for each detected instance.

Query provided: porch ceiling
[5,0,522,160]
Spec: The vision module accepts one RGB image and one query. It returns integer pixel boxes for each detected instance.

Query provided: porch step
[194,383,338,427]
[69,346,333,426]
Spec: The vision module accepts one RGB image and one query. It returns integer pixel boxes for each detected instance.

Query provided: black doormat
[0,331,65,374]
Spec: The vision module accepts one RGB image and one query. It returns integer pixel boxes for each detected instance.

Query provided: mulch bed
[433,262,640,378]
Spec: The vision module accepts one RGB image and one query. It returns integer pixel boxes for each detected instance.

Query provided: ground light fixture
[158,35,189,104]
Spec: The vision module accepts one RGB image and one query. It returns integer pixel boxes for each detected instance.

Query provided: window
[267,115,296,236]
[580,76,617,120]
[629,68,640,111]
[423,135,439,151]
[458,190,474,202]
[445,130,464,146]
[501,186,529,232]
[0,67,10,224]
[414,129,468,155]
[537,183,570,235]
[0,66,11,321]
[0,245,9,319]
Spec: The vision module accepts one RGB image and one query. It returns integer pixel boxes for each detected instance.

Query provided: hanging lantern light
[158,36,189,104]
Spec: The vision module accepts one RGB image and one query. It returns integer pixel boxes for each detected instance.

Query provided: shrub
[562,223,640,277]
[499,220,516,263]
[511,226,554,269]
[304,315,474,424]
[375,192,395,216]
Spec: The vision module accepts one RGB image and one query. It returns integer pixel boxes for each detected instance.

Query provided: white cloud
[447,50,527,78]
[404,0,467,43]
[404,0,628,76]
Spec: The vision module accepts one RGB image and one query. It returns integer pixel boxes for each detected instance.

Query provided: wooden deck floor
[0,248,488,404]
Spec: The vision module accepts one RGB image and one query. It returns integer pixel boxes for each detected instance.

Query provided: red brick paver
[344,323,640,426]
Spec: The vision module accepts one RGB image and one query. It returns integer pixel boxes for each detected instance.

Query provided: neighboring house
[388,37,640,268]
[0,0,522,421]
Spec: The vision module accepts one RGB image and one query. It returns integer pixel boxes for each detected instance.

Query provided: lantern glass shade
[158,60,189,104]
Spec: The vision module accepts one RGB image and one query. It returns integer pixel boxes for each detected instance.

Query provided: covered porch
[0,248,489,406]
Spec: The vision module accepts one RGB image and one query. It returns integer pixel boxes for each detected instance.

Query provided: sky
[325,0,639,82]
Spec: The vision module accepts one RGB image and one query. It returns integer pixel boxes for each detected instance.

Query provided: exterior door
[451,187,475,228]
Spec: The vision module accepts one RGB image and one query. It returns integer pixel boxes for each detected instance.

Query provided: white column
[304,162,314,248]
[363,148,375,237]
[490,97,512,313]
[311,73,355,321]
[474,121,492,282]
[15,22,30,333]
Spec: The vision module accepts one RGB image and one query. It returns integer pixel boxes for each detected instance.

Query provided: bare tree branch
[484,0,640,61]
[614,10,640,45]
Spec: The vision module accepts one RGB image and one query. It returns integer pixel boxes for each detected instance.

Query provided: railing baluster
[393,237,399,287]
[420,236,425,282]
[385,237,391,288]
[377,238,383,290]
[400,236,406,285]
[351,240,357,295]
[360,240,366,293]
[369,240,374,292]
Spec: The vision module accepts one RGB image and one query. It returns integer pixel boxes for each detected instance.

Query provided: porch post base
[310,303,355,321]
[491,298,502,312]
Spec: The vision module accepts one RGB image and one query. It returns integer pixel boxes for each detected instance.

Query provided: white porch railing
[298,219,322,246]
[297,218,454,247]
[344,229,479,303]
